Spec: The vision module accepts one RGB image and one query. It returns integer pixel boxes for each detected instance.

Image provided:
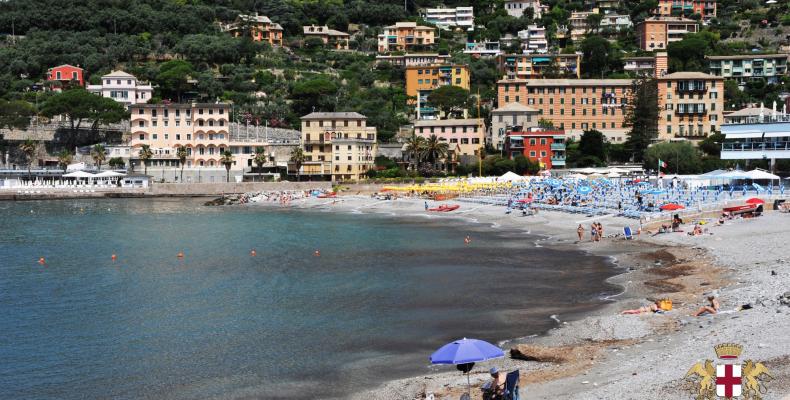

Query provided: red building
[47,64,85,88]
[504,129,567,169]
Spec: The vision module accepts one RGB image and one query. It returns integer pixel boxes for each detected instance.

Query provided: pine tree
[624,77,659,162]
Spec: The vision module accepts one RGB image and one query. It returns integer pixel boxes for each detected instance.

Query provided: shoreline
[243,194,790,399]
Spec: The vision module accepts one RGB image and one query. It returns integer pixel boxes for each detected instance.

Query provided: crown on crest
[714,343,743,359]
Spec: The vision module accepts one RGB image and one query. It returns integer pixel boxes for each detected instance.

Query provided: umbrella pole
[467,371,471,398]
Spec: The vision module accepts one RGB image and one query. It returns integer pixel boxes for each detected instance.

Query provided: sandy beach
[243,192,790,400]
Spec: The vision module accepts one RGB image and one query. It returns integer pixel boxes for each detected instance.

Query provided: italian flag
[658,159,667,169]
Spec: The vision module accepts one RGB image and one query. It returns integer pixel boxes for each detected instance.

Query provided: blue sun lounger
[504,370,520,400]
[623,226,634,240]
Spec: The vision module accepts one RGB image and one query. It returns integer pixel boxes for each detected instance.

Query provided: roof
[706,54,789,61]
[303,25,349,37]
[623,56,655,61]
[405,64,468,70]
[102,70,136,79]
[301,112,367,120]
[498,78,633,86]
[130,103,231,109]
[725,106,785,117]
[414,118,482,127]
[659,71,720,80]
[498,53,580,58]
[238,14,272,24]
[492,102,540,113]
[639,16,697,23]
[48,64,83,71]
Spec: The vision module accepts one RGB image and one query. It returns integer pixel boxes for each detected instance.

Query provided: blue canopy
[430,338,504,365]
[577,186,592,195]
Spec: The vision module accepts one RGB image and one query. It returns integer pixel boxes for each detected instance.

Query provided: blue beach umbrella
[577,186,592,195]
[430,338,505,396]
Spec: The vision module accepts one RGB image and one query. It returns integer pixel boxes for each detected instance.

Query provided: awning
[763,131,790,138]
[532,57,550,62]
[724,131,763,139]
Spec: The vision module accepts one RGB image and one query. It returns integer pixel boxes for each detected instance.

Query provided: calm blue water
[0,199,619,399]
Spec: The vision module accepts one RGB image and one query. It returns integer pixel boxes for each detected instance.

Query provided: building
[656,0,716,21]
[377,22,436,53]
[599,14,632,32]
[504,0,545,18]
[517,25,549,54]
[706,54,789,85]
[657,72,724,141]
[724,106,786,124]
[422,6,474,30]
[375,53,450,67]
[413,119,485,165]
[464,41,501,58]
[623,52,668,77]
[569,11,597,41]
[303,25,350,50]
[86,71,153,107]
[504,129,566,169]
[221,14,283,46]
[405,65,471,119]
[497,78,633,142]
[496,53,582,80]
[490,102,541,150]
[586,0,621,13]
[299,112,377,182]
[720,118,790,168]
[636,17,698,51]
[46,64,85,88]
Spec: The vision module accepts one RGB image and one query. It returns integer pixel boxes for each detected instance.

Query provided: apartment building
[586,0,621,13]
[517,25,549,54]
[503,129,566,169]
[636,17,698,51]
[377,22,436,53]
[600,14,632,32]
[623,52,668,77]
[656,0,716,21]
[86,71,153,107]
[221,14,283,46]
[657,72,724,141]
[497,78,633,142]
[414,119,485,164]
[706,54,789,85]
[303,25,350,50]
[375,53,450,67]
[422,6,474,30]
[464,41,501,57]
[490,102,541,150]
[496,53,582,80]
[504,0,545,18]
[299,112,377,182]
[405,65,471,119]
[569,11,597,41]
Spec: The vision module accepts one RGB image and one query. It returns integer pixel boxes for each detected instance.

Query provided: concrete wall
[149,181,332,196]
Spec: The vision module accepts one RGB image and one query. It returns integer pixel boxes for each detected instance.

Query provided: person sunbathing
[621,300,661,315]
[692,296,720,316]
[482,367,506,400]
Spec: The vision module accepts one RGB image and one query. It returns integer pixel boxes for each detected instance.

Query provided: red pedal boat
[428,204,460,212]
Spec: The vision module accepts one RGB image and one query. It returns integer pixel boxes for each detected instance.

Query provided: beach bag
[658,299,673,311]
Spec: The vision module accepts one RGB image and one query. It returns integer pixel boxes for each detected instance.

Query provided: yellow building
[405,64,471,119]
[657,72,724,141]
[299,112,377,182]
[377,22,436,53]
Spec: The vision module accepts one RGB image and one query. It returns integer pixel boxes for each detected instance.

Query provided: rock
[510,345,572,363]
[581,381,590,384]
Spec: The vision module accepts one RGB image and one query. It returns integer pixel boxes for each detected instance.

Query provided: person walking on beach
[576,224,585,241]
[596,222,604,240]
[590,223,598,242]
[424,201,429,211]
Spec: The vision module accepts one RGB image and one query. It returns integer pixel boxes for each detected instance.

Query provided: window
[175,120,180,127]
[461,138,469,144]
[152,120,157,127]
[529,151,536,157]
[152,134,158,140]
[164,134,169,140]
[187,134,191,140]
[540,138,546,145]
[139,134,144,140]
[472,138,480,144]
[529,138,536,145]
[540,151,547,157]
[138,121,144,127]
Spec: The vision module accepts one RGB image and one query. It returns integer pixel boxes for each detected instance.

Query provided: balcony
[675,104,707,115]
[721,140,790,160]
[550,143,566,150]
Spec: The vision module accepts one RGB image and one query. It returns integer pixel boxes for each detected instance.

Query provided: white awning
[725,132,763,139]
[763,131,790,138]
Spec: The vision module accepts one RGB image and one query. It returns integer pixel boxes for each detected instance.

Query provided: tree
[644,142,702,174]
[138,144,153,176]
[538,118,555,129]
[578,130,607,161]
[586,13,603,33]
[427,86,470,118]
[57,150,73,172]
[156,60,195,102]
[580,35,620,78]
[290,77,338,116]
[421,134,449,169]
[176,145,188,182]
[624,77,660,162]
[289,147,305,182]
[40,89,127,133]
[91,144,106,171]
[220,150,234,182]
[108,157,125,169]
[404,133,426,170]
[0,100,35,130]
[667,31,719,72]
[19,139,37,179]
[253,146,267,181]
[699,132,725,158]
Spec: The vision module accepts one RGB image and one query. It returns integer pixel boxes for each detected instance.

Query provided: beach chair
[623,226,634,240]
[503,370,520,400]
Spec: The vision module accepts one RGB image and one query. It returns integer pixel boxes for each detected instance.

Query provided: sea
[0,198,620,399]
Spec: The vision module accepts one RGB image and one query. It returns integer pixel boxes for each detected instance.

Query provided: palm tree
[56,150,73,172]
[91,144,106,171]
[139,144,153,176]
[421,134,449,170]
[19,139,37,180]
[253,146,267,182]
[404,133,426,171]
[176,145,188,183]
[220,150,234,182]
[289,147,305,182]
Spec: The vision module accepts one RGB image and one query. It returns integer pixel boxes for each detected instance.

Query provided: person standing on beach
[424,201,429,211]
[597,223,604,240]
[590,223,597,242]
[577,224,585,241]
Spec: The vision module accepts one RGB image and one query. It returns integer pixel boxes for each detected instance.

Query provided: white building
[490,102,540,150]
[517,25,548,53]
[504,0,544,19]
[86,71,153,107]
[422,6,474,30]
[600,14,632,31]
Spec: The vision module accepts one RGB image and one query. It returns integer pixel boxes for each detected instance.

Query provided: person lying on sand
[621,300,661,315]
[692,296,720,316]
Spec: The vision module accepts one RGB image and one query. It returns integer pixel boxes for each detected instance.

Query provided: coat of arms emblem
[685,343,772,399]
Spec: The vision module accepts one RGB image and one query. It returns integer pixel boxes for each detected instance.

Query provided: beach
[251,193,790,399]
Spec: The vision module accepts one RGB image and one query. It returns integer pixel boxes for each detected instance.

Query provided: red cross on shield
[716,363,742,398]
